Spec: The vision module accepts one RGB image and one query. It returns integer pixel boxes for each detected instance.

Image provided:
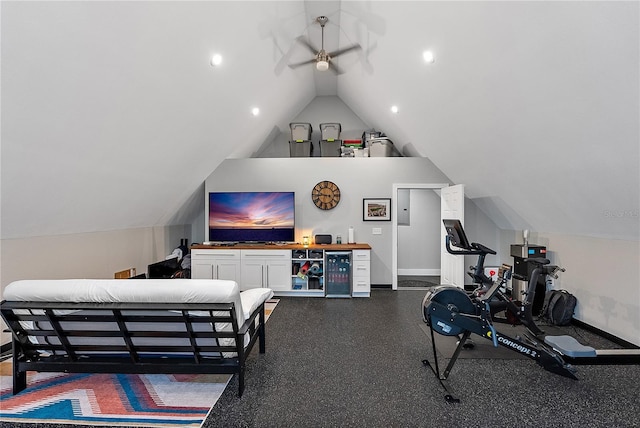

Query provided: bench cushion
[3,279,251,326]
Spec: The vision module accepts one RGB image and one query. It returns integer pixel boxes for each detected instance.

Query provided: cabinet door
[241,260,265,291]
[216,260,241,282]
[265,259,292,291]
[192,258,215,279]
[191,250,240,281]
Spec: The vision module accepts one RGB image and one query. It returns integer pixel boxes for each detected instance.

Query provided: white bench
[1,279,273,396]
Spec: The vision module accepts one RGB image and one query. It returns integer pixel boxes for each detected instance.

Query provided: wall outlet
[372,228,382,235]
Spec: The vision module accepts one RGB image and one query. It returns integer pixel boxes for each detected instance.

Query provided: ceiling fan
[288,16,361,75]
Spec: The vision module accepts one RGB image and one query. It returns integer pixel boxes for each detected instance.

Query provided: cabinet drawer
[191,249,240,260]
[353,260,370,277]
[353,277,371,292]
[241,249,289,260]
[352,250,370,261]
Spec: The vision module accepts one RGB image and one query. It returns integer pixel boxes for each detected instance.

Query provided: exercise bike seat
[544,335,597,358]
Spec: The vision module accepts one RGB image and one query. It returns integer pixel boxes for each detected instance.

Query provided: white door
[440,184,465,287]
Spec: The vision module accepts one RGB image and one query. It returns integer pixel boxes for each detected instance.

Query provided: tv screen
[209,192,295,242]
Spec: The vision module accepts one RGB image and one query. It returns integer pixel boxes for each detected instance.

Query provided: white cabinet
[240,250,290,291]
[352,249,371,297]
[190,245,371,297]
[191,249,241,282]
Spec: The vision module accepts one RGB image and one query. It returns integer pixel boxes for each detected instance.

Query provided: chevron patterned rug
[0,299,279,427]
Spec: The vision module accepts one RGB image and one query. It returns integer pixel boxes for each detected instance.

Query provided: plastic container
[369,138,394,157]
[289,123,312,141]
[319,123,341,141]
[289,140,313,157]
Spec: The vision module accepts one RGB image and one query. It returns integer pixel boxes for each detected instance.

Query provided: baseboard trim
[371,284,392,289]
[571,318,639,349]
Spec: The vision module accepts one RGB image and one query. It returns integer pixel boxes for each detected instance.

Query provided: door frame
[391,183,449,290]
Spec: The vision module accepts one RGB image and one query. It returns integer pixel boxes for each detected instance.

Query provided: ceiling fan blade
[274,39,297,76]
[329,61,345,75]
[328,43,361,58]
[288,58,317,69]
[296,36,319,56]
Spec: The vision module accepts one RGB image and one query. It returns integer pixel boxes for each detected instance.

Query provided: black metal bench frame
[0,300,266,397]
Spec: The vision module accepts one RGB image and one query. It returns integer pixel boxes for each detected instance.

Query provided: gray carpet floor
[204,289,640,428]
[3,290,639,428]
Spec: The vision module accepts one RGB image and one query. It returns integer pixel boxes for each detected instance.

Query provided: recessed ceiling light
[423,50,435,64]
[210,54,223,67]
[391,105,399,114]
[251,107,260,116]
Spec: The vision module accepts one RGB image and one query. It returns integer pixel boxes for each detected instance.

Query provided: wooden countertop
[191,243,371,250]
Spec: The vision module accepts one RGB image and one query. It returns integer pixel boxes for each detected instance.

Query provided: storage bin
[319,123,341,141]
[353,148,369,157]
[340,146,354,157]
[320,140,341,157]
[369,138,394,157]
[362,130,382,145]
[289,123,312,142]
[289,140,313,157]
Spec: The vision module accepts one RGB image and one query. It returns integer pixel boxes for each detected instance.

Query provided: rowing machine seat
[544,335,597,358]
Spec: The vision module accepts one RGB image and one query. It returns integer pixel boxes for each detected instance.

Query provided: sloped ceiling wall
[2,1,638,242]
[1,1,315,238]
[338,1,639,240]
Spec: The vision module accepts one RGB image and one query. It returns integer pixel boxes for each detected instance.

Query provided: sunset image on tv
[209,192,294,228]
[208,192,296,242]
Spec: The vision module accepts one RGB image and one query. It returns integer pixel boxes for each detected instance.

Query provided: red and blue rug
[0,370,229,427]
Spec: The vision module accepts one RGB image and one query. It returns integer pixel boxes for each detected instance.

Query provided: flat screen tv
[208,192,295,242]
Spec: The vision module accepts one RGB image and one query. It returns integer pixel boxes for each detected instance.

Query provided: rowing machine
[422,263,577,402]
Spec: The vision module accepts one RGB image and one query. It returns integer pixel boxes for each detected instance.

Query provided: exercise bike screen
[443,219,472,250]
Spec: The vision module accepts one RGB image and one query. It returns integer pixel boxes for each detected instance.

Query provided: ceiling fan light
[316,60,329,71]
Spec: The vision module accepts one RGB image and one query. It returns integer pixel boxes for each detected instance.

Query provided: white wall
[204,157,457,284]
[498,230,640,346]
[0,224,189,345]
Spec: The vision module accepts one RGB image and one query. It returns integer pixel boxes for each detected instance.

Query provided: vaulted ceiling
[2,1,638,241]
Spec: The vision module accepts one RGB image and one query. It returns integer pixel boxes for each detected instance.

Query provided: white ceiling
[1,1,638,241]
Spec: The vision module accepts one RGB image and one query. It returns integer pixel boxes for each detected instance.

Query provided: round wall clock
[312,180,341,210]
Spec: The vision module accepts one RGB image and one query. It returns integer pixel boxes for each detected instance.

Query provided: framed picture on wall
[363,198,391,221]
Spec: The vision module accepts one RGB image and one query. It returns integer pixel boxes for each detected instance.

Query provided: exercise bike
[441,219,546,337]
[422,220,640,402]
